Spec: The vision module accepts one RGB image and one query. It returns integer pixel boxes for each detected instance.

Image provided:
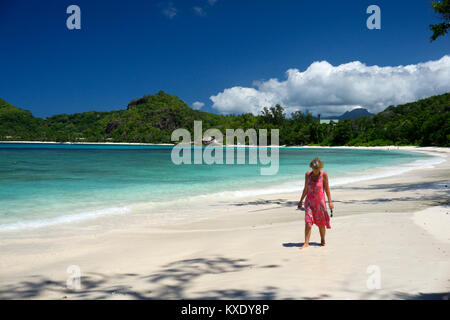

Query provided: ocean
[0,143,439,231]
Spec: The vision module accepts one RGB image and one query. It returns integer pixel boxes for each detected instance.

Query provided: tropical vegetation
[0,91,449,147]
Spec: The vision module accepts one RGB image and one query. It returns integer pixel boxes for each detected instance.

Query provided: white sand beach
[0,146,449,300]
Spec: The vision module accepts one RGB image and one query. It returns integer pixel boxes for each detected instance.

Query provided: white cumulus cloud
[210,55,450,116]
[192,101,205,110]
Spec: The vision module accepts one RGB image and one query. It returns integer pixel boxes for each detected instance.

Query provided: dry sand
[0,146,449,300]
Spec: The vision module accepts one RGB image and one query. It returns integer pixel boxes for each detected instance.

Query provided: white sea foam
[0,206,130,232]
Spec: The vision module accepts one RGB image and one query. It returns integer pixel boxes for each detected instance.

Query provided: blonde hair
[309,157,324,170]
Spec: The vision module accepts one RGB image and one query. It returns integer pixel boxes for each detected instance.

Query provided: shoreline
[0,147,449,299]
[1,140,447,150]
[0,141,176,146]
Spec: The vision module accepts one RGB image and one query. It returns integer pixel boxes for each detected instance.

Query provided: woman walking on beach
[298,157,333,249]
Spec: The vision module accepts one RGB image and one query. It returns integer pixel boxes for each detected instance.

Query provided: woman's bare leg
[300,224,312,249]
[319,226,326,246]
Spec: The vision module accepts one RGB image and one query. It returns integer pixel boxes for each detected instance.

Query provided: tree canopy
[430,0,450,41]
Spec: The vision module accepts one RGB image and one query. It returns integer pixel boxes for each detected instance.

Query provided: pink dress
[304,170,331,229]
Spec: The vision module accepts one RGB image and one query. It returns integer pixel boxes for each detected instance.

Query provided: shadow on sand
[1,255,448,300]
[282,242,322,248]
[227,180,450,209]
[0,256,283,300]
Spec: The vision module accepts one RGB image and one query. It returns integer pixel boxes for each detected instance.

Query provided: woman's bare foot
[299,243,309,249]
[320,241,326,247]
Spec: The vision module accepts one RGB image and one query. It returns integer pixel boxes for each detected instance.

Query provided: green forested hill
[332,93,450,146]
[1,91,227,143]
[0,98,46,140]
[0,91,449,146]
[375,93,449,146]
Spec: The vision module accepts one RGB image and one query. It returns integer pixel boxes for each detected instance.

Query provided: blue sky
[0,0,449,118]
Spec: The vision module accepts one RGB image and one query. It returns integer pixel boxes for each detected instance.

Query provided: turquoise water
[0,143,433,230]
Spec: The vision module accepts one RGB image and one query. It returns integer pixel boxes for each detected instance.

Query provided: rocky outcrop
[105,120,121,134]
[127,97,147,110]
[148,108,179,130]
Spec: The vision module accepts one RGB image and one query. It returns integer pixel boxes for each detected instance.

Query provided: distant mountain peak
[126,90,191,111]
[321,107,375,120]
[338,108,374,119]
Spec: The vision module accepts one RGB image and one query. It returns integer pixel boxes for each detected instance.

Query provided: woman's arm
[298,173,309,208]
[323,172,334,209]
